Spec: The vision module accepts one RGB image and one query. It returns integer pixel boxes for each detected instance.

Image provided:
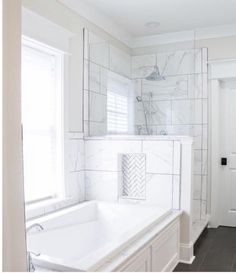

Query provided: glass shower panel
[83,29,133,136]
[83,29,204,137]
[191,28,209,231]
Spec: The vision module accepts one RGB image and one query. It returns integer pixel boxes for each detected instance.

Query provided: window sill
[25,196,79,221]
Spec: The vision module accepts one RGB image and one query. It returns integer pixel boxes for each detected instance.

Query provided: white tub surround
[84,135,190,208]
[27,201,181,272]
[83,28,209,239]
[84,135,194,264]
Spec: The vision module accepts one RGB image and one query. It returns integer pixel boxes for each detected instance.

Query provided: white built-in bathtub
[27,201,181,271]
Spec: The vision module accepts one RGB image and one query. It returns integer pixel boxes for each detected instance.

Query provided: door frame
[208,59,236,228]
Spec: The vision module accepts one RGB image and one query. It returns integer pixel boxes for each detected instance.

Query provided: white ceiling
[58,0,236,46]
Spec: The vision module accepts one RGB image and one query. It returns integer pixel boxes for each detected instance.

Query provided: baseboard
[164,253,179,272]
[179,243,195,264]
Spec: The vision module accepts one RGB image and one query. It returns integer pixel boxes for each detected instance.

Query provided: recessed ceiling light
[144,21,160,29]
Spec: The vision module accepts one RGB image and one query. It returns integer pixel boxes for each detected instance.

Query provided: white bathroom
[2,0,236,272]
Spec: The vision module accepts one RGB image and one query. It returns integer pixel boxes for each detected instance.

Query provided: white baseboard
[179,243,195,264]
[164,253,179,272]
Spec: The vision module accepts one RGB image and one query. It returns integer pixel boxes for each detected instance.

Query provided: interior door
[220,81,236,227]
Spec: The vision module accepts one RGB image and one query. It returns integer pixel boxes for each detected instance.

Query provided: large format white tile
[89,32,109,68]
[89,121,107,136]
[188,74,204,99]
[107,70,132,95]
[142,75,188,101]
[109,45,131,77]
[66,171,85,202]
[163,50,195,76]
[133,79,142,99]
[192,125,203,149]
[67,139,84,172]
[89,62,100,93]
[172,99,202,125]
[89,92,107,123]
[146,174,173,209]
[131,54,156,79]
[100,67,108,95]
[194,49,203,74]
[85,171,119,202]
[143,140,173,174]
[134,101,146,126]
[85,140,142,171]
[150,100,172,125]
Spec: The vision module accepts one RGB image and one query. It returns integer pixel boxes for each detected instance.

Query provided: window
[107,91,128,133]
[22,37,64,203]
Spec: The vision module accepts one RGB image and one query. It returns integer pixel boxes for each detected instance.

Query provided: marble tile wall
[131,48,208,223]
[64,132,85,203]
[83,28,208,223]
[84,138,182,210]
[83,29,132,136]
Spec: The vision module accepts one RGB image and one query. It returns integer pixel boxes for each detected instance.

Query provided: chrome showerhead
[145,55,165,81]
[145,65,165,81]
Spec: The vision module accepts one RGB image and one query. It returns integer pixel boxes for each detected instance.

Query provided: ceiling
[58,0,236,46]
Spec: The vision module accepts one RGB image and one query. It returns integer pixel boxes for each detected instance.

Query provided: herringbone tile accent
[122,153,146,200]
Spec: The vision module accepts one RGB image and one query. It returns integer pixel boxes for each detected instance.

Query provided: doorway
[219,79,236,227]
[210,60,236,228]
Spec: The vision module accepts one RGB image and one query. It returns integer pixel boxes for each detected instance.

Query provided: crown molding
[39,1,236,50]
[129,24,236,48]
[57,0,132,47]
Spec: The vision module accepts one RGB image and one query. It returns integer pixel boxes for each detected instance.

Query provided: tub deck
[27,201,173,271]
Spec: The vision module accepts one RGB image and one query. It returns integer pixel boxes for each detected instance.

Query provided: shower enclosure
[83,28,209,240]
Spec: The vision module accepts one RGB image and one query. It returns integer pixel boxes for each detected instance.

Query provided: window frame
[22,36,65,205]
[107,90,129,134]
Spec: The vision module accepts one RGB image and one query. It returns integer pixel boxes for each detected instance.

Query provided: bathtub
[27,201,180,271]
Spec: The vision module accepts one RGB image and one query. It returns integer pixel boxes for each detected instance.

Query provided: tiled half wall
[84,137,187,210]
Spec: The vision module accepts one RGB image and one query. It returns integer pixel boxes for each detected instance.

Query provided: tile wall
[84,137,183,210]
[131,49,208,223]
[83,29,209,223]
[83,30,132,136]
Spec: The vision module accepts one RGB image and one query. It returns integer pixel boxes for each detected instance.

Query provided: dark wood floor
[174,226,236,272]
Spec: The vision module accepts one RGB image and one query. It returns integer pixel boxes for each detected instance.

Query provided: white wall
[2,0,27,271]
[197,36,236,60]
[132,35,236,61]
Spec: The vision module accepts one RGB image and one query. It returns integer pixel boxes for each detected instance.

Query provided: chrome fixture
[160,130,168,135]
[27,251,40,272]
[145,55,165,81]
[136,96,150,134]
[26,223,44,272]
[26,223,44,233]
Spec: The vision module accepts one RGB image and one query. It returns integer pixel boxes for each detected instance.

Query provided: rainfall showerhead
[145,56,165,81]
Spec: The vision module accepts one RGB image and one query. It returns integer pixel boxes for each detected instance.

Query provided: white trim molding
[209,59,236,228]
[179,243,195,264]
